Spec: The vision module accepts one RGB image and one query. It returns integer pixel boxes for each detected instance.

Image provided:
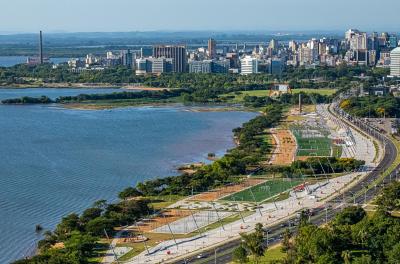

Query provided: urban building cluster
[62,29,400,77]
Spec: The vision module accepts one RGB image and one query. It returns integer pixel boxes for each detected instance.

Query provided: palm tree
[341,250,352,264]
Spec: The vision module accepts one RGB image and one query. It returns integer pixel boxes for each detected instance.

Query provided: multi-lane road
[173,103,399,264]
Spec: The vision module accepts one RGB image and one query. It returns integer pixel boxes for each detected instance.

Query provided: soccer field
[292,129,332,157]
[221,179,303,202]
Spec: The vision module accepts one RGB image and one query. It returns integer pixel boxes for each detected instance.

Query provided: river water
[0,56,70,67]
[0,88,256,263]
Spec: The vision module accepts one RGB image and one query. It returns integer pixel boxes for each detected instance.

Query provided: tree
[92,199,108,210]
[85,217,114,236]
[333,206,366,226]
[341,250,352,264]
[376,182,400,211]
[240,223,266,263]
[352,254,372,264]
[118,187,143,200]
[64,231,97,262]
[55,213,81,238]
[388,243,400,264]
[233,244,248,263]
[281,228,292,253]
[80,207,102,224]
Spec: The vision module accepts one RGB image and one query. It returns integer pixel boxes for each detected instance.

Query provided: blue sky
[1,0,399,33]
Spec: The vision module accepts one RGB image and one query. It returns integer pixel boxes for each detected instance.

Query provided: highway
[173,102,399,264]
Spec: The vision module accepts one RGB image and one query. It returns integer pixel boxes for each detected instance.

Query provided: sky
[1,0,399,33]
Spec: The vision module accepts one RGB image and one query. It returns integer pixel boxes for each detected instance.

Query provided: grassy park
[220,88,337,103]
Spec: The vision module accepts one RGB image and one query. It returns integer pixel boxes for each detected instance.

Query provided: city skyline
[1,0,400,33]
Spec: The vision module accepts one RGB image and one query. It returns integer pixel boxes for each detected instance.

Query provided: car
[197,254,204,259]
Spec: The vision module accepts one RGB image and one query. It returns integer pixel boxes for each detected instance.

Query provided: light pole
[325,206,328,223]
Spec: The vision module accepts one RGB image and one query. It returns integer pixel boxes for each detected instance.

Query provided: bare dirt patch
[269,129,297,166]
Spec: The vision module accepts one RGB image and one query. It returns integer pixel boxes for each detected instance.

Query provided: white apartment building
[240,56,258,75]
[390,47,400,77]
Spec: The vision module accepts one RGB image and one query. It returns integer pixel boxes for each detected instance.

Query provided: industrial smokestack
[39,31,43,64]
[299,93,302,114]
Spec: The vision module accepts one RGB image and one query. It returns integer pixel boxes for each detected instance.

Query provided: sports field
[292,129,332,157]
[220,179,303,202]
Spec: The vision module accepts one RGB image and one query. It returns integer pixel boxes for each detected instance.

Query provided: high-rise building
[269,58,285,76]
[212,60,230,73]
[288,41,298,52]
[140,47,153,58]
[153,45,187,72]
[135,58,150,75]
[121,49,135,69]
[345,29,360,41]
[208,38,217,59]
[389,36,398,49]
[269,39,278,50]
[390,47,400,77]
[240,56,258,75]
[299,45,312,65]
[189,60,212,73]
[349,32,367,50]
[149,58,174,74]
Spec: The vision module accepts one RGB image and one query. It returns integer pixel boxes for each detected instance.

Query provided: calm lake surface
[0,88,256,263]
[0,56,70,67]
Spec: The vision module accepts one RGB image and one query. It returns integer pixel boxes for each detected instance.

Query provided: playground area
[189,178,266,202]
[220,179,303,203]
[269,129,297,165]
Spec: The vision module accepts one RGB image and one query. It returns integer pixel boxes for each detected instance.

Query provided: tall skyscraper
[268,39,278,50]
[208,38,217,59]
[39,31,43,64]
[389,35,398,49]
[390,47,400,77]
[121,49,135,69]
[153,45,187,72]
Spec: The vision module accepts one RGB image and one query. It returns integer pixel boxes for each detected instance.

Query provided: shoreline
[61,102,249,111]
[0,83,170,90]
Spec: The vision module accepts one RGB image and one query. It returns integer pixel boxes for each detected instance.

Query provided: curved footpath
[171,102,399,264]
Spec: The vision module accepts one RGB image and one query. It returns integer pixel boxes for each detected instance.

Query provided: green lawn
[255,245,286,263]
[219,88,337,103]
[221,179,303,202]
[292,129,332,157]
[291,88,337,96]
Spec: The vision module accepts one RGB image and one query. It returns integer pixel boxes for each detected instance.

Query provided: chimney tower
[39,31,43,64]
[299,93,302,114]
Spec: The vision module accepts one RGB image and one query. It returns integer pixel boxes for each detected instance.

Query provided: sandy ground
[269,129,297,165]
